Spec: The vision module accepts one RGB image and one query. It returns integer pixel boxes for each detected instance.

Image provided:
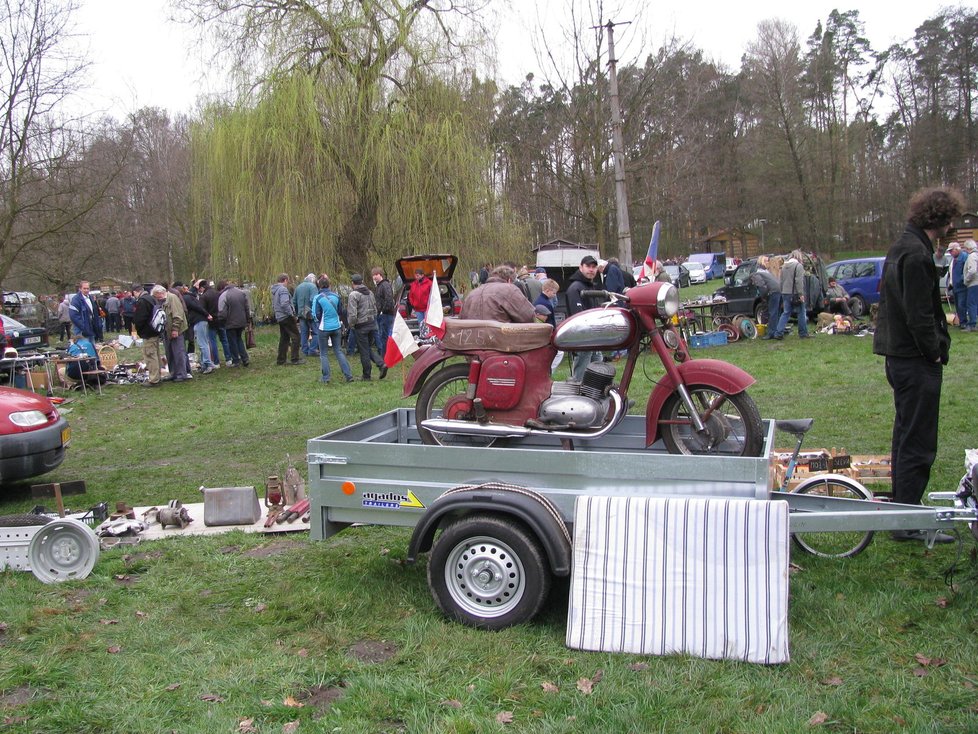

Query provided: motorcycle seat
[441,319,554,353]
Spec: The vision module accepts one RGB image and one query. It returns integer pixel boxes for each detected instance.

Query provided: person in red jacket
[407,268,432,326]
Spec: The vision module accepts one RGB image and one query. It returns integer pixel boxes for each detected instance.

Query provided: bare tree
[0,0,116,286]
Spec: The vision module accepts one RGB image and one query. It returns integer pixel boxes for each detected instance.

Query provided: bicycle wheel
[790,476,874,558]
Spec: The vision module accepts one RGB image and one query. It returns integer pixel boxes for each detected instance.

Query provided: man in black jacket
[132,284,163,386]
[873,187,964,542]
[371,267,396,359]
[566,255,602,381]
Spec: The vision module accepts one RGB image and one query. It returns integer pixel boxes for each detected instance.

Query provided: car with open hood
[395,254,462,338]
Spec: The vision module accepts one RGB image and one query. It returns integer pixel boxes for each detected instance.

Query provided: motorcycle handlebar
[582,289,630,303]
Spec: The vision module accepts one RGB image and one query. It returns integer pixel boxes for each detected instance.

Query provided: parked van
[685,252,726,280]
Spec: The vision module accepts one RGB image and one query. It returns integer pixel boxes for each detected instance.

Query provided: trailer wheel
[428,514,551,630]
[790,476,875,558]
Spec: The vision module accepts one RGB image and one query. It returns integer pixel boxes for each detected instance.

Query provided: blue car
[825,257,884,318]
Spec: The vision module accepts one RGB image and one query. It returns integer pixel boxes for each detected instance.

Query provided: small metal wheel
[27,518,100,583]
[718,322,740,342]
[790,477,875,558]
[738,318,758,340]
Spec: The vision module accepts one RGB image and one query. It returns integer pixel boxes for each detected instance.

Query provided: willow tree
[182,0,524,283]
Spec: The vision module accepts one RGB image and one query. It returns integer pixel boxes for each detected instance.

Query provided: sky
[73,0,974,119]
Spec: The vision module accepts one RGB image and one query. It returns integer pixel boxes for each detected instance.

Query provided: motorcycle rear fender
[402,345,454,397]
[644,358,756,447]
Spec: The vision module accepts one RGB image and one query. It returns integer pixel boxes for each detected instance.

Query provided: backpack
[150,302,167,335]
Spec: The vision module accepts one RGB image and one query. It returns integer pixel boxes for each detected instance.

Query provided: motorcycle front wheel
[416,363,499,448]
[659,386,764,456]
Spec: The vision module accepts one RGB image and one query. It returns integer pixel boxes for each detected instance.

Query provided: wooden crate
[773,448,855,489]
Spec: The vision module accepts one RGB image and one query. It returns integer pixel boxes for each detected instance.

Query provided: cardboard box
[28,370,48,391]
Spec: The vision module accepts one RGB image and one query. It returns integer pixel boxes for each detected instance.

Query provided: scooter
[402,280,764,455]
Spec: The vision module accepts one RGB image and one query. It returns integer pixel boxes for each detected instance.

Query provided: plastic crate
[689,331,728,348]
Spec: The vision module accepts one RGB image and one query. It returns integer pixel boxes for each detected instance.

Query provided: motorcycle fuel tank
[553,307,636,350]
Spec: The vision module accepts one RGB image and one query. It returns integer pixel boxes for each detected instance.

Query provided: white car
[683,261,708,284]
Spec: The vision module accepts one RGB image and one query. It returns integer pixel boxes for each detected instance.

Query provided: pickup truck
[307,409,977,630]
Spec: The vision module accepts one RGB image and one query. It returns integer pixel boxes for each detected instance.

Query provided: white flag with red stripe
[425,273,446,339]
[384,311,419,368]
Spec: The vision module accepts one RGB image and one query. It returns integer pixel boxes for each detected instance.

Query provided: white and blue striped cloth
[566,496,790,664]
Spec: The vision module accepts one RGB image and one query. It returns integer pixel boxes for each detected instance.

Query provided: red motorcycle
[402,281,764,455]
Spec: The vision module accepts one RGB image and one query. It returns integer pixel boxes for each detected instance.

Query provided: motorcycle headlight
[657,284,679,318]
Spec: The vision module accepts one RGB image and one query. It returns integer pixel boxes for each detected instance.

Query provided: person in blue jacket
[69,281,102,342]
[312,276,354,384]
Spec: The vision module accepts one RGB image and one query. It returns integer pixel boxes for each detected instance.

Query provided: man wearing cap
[566,255,603,381]
[874,186,964,543]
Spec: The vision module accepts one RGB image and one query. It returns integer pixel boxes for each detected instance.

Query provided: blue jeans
[774,296,808,337]
[318,329,352,382]
[953,286,967,326]
[208,325,232,364]
[767,292,782,328]
[193,321,214,369]
[300,317,320,355]
[375,313,394,356]
[967,285,978,328]
[226,327,249,366]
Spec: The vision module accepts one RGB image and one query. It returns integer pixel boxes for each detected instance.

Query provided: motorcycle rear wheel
[659,386,764,456]
[416,363,499,448]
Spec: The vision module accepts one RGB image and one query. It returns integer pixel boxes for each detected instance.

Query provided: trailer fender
[402,344,453,397]
[645,358,756,446]
[407,483,573,576]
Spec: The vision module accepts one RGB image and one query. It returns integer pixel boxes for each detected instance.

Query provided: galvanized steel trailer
[307,408,976,629]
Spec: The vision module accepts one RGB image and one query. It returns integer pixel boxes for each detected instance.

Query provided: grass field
[1,292,977,733]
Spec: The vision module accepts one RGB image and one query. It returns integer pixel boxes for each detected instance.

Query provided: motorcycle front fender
[402,344,454,397]
[644,358,756,446]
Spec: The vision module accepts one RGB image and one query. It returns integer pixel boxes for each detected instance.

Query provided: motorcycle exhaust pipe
[420,392,627,442]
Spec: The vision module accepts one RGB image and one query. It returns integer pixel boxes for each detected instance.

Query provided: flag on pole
[384,311,419,368]
[641,220,662,281]
[425,273,446,340]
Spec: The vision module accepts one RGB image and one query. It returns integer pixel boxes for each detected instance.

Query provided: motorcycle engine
[535,362,616,428]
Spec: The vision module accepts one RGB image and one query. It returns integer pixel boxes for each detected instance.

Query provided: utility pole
[604,20,632,267]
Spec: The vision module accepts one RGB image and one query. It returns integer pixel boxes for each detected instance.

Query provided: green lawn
[1,320,976,733]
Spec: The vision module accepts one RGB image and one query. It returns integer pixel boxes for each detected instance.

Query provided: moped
[402,280,764,455]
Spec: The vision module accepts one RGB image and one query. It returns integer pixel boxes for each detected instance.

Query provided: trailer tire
[428,514,551,630]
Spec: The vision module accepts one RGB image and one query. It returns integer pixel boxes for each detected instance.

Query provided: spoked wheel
[416,364,497,448]
[428,514,551,630]
[27,518,100,583]
[659,386,764,456]
[790,477,875,558]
